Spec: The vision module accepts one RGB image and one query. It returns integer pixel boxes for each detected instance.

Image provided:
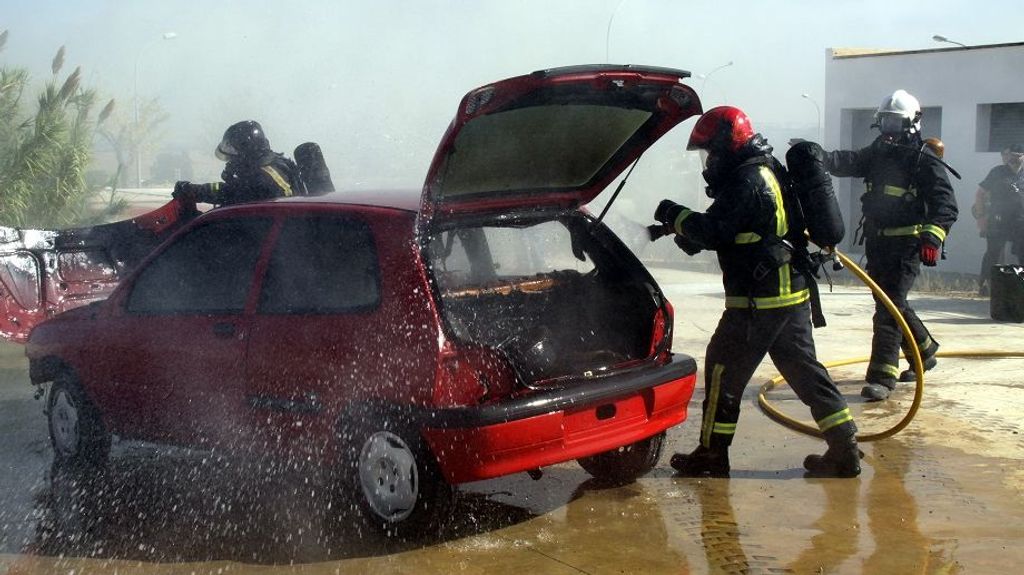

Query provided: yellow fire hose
[757,248,1024,442]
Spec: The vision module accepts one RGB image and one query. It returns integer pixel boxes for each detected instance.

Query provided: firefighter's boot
[803,435,862,478]
[898,355,937,382]
[899,340,939,383]
[670,445,730,477]
[860,372,896,402]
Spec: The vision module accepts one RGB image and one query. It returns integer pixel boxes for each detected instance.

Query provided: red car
[23,65,701,536]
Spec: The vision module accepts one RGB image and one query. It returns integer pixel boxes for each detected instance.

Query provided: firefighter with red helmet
[653,106,860,478]
[825,90,958,401]
[173,120,305,206]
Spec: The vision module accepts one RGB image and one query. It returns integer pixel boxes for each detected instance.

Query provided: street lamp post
[802,93,822,143]
[133,31,177,188]
[697,61,733,104]
[605,0,626,62]
[932,34,967,48]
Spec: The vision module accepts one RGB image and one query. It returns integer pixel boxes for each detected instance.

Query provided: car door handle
[212,322,236,338]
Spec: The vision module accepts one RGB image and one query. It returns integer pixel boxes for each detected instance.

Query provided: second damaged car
[24,64,702,536]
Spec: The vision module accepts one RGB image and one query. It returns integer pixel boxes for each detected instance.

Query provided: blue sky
[1,0,1020,187]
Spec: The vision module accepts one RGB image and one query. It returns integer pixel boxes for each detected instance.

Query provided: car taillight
[648,299,674,361]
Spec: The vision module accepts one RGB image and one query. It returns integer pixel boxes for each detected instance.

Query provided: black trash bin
[990,265,1024,322]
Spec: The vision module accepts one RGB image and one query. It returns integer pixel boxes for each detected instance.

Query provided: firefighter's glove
[674,234,702,256]
[647,223,672,242]
[654,199,689,229]
[919,232,941,267]
[172,181,199,202]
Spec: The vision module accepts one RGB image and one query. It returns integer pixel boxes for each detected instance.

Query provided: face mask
[701,152,725,195]
[877,113,906,136]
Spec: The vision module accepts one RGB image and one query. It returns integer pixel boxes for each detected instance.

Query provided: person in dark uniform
[973,143,1024,295]
[653,106,860,478]
[826,90,958,400]
[173,120,305,206]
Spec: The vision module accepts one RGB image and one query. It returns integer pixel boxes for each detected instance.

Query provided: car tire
[47,373,111,469]
[577,431,665,484]
[336,411,454,539]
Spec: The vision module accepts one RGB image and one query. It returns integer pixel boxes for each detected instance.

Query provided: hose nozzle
[647,223,672,242]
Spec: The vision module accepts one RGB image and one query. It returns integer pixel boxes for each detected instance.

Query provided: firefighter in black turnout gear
[173,120,304,206]
[653,106,860,478]
[825,90,958,401]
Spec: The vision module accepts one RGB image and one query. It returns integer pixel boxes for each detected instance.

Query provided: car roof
[268,189,421,212]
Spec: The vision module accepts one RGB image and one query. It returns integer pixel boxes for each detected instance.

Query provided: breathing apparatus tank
[294,142,336,196]
[784,141,845,249]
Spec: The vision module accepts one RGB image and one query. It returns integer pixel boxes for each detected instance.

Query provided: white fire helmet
[874,89,922,135]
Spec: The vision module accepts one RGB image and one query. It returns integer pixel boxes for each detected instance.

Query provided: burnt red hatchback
[24,65,701,535]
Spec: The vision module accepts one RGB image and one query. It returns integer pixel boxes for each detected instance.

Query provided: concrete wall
[824,43,1024,275]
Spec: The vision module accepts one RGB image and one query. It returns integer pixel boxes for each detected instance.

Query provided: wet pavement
[1,266,1022,574]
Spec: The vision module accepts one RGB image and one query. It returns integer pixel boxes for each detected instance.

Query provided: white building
[824,41,1024,276]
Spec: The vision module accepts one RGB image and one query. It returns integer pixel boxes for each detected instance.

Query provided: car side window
[257,215,380,314]
[126,218,272,314]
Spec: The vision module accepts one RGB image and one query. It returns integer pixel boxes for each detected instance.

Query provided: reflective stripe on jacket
[826,136,958,242]
[675,156,809,309]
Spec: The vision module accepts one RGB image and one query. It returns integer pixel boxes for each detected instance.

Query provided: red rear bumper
[423,370,696,484]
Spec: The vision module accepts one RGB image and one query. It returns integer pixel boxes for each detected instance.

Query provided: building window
[977,103,1024,152]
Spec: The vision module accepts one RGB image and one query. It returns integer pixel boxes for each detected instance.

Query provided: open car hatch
[420,64,702,223]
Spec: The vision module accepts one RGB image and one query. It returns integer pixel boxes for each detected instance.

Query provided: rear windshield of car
[429,218,597,291]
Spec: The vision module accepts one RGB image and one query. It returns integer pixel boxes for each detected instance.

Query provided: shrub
[0,34,124,228]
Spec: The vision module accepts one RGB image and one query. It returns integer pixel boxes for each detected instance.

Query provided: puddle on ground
[0,417,1019,574]
[2,341,1022,573]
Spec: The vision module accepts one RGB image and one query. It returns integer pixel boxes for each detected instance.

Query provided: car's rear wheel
[336,412,454,538]
[47,373,111,469]
[577,431,665,484]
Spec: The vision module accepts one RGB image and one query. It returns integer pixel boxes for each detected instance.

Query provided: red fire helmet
[686,106,755,153]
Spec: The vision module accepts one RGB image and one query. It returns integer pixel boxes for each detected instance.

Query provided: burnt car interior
[428,212,657,385]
